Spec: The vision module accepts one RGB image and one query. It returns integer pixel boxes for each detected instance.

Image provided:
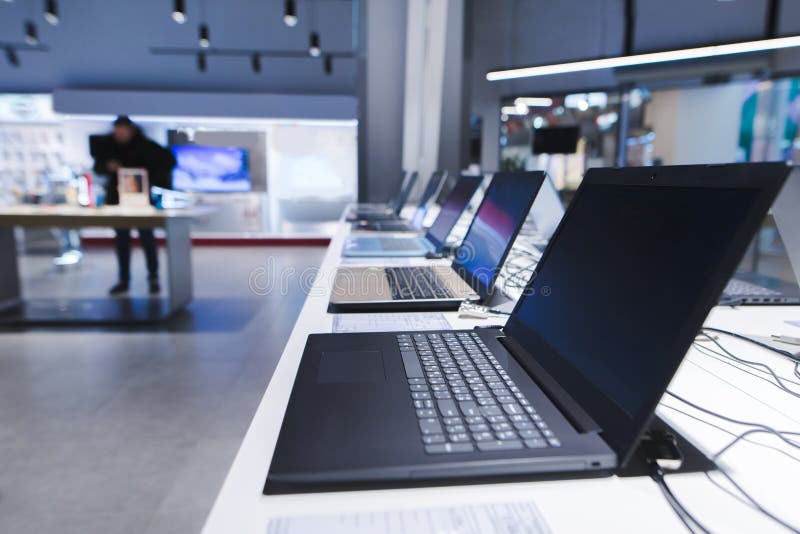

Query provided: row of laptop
[335,167,800,312]
[264,163,799,494]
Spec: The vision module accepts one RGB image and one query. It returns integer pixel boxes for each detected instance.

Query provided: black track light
[324,54,332,75]
[44,0,59,25]
[308,31,320,57]
[6,47,20,67]
[172,0,187,23]
[24,20,38,46]
[197,52,207,72]
[199,24,210,48]
[284,0,298,27]
[251,53,261,74]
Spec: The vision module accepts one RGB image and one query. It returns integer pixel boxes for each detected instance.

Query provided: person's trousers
[114,228,158,283]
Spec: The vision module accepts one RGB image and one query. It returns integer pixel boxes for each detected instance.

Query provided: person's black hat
[113,115,134,127]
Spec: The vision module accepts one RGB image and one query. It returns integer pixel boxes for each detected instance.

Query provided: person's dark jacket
[92,130,176,206]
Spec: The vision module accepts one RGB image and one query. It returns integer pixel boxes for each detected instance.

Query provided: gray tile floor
[0,245,325,534]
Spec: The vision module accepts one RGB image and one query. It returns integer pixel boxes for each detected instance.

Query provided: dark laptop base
[263,415,713,494]
[328,298,466,314]
[721,271,800,305]
[353,220,417,232]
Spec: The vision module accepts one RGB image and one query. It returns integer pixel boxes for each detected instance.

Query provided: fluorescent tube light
[514,97,553,107]
[487,35,800,81]
[501,106,527,116]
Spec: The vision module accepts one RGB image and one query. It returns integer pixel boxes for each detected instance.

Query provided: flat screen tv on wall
[170,144,251,193]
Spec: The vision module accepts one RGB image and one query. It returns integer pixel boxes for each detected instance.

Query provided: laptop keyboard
[378,237,422,251]
[385,267,455,300]
[397,331,559,454]
[724,278,781,297]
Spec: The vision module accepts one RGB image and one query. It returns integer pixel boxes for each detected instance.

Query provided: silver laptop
[331,172,547,311]
[345,171,419,221]
[351,171,448,233]
[342,175,482,257]
[722,168,800,305]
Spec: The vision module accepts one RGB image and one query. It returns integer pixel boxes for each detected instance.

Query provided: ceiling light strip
[487,35,800,81]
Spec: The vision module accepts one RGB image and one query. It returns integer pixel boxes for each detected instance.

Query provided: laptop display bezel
[502,163,789,466]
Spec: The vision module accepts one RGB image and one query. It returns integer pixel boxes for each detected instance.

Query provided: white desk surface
[203,221,800,534]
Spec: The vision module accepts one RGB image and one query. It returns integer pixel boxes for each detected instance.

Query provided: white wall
[646,83,745,165]
[402,0,451,195]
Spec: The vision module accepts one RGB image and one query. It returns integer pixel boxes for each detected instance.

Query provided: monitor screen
[171,145,251,193]
[532,126,580,154]
[509,181,759,452]
[426,175,481,250]
[453,172,544,294]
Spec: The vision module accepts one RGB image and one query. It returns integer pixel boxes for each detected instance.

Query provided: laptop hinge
[498,335,602,435]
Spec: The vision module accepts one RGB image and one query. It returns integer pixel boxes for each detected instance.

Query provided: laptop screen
[452,172,545,298]
[504,164,788,464]
[425,175,482,251]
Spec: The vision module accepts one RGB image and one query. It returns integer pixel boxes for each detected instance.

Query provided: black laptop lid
[417,171,446,209]
[408,171,448,230]
[452,171,546,300]
[503,163,789,465]
[390,171,419,214]
[425,175,482,251]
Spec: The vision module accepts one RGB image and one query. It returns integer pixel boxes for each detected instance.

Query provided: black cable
[710,466,800,533]
[663,403,800,530]
[660,400,800,532]
[666,391,800,443]
[712,427,800,460]
[501,254,539,293]
[660,403,800,464]
[692,341,800,388]
[702,327,799,361]
[694,339,800,386]
[648,461,711,534]
[668,328,800,530]
[698,332,800,400]
[503,266,535,290]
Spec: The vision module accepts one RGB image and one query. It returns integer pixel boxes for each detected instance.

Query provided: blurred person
[91,116,176,295]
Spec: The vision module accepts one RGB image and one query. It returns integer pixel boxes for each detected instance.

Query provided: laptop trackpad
[317,350,386,383]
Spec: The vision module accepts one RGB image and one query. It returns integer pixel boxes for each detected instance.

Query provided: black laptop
[267,163,789,492]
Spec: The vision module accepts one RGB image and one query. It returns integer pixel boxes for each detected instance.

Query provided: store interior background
[2,0,799,240]
[3,0,799,282]
[2,1,800,532]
